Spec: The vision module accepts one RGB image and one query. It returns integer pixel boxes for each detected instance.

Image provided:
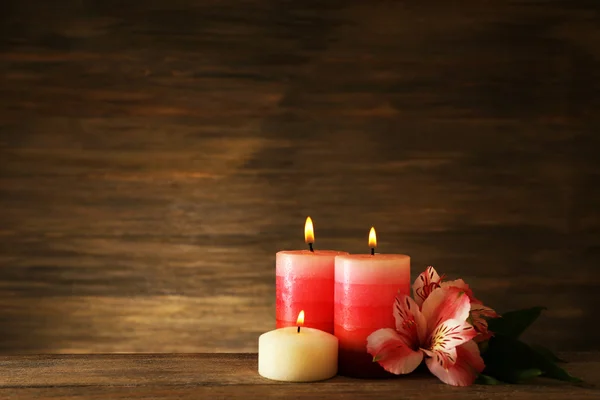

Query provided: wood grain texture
[1,0,599,353]
[0,353,598,399]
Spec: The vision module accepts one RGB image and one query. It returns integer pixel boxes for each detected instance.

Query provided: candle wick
[297,326,301,333]
[370,248,375,256]
[308,242,314,252]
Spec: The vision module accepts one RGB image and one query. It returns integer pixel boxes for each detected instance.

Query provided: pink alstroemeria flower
[367,287,484,386]
[414,266,499,342]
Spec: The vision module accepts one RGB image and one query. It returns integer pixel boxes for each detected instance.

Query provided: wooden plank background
[0,0,598,353]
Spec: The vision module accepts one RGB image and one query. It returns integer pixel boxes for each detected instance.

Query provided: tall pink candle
[276,217,348,334]
[334,228,411,378]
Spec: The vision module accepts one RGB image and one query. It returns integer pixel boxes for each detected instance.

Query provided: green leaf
[530,344,567,363]
[488,307,546,339]
[539,357,582,383]
[513,368,543,382]
[482,335,582,384]
[476,374,502,385]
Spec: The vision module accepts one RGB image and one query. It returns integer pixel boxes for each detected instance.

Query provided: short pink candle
[276,217,348,334]
[334,228,411,378]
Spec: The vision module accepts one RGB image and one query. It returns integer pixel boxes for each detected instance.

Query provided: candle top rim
[261,325,339,339]
[335,253,410,261]
[277,250,349,256]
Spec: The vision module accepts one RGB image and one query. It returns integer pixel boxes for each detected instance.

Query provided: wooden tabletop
[0,353,597,399]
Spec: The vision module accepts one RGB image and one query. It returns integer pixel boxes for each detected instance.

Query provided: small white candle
[258,311,338,382]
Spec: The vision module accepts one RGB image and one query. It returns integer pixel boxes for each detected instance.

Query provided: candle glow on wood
[305,217,314,252]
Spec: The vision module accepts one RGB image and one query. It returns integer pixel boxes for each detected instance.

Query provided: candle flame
[369,227,377,249]
[304,217,314,244]
[297,310,305,326]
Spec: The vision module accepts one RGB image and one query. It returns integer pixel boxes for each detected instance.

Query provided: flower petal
[413,266,441,307]
[471,303,500,319]
[426,340,484,386]
[421,286,471,330]
[367,328,424,375]
[428,319,477,352]
[440,279,479,304]
[469,303,500,342]
[394,295,427,346]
